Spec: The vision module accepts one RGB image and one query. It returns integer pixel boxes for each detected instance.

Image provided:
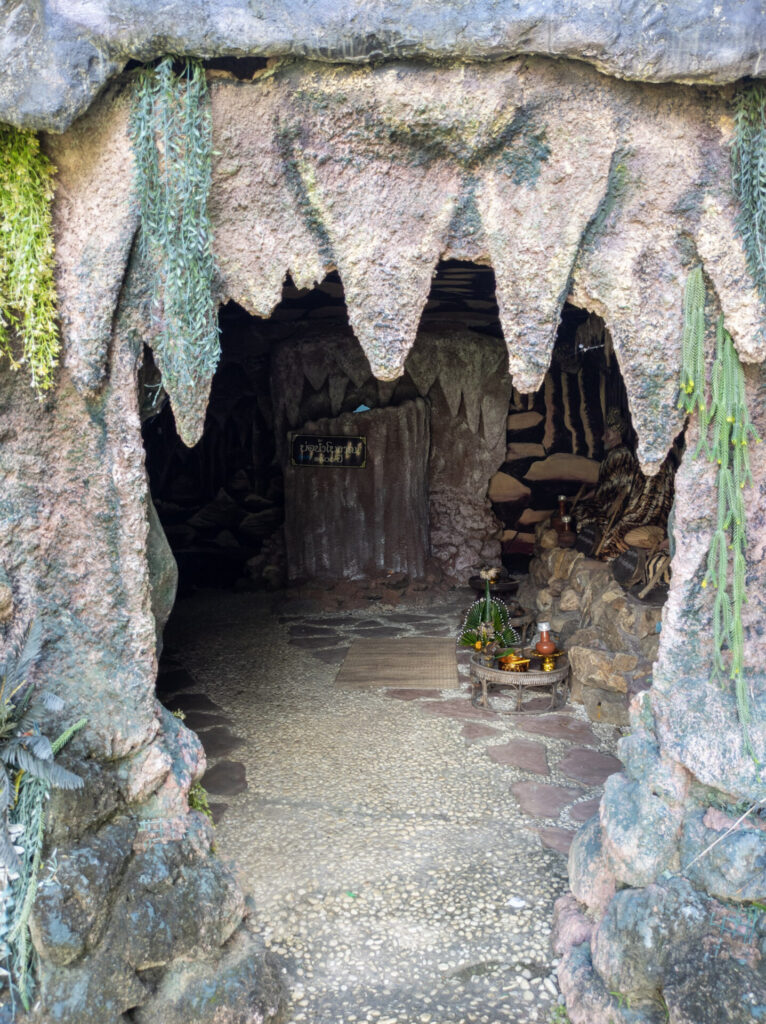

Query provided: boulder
[30,821,137,966]
[133,928,287,1024]
[681,809,766,903]
[568,815,617,918]
[600,773,682,888]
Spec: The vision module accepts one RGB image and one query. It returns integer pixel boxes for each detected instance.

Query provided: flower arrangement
[458,568,520,663]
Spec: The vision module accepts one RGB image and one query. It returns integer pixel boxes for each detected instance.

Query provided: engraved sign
[290,434,367,468]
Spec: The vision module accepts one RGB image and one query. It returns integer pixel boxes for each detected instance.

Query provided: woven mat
[335,637,458,690]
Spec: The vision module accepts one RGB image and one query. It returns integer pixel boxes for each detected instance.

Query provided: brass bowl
[499,654,531,673]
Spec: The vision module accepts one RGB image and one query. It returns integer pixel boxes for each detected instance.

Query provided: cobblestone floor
[161,589,623,1024]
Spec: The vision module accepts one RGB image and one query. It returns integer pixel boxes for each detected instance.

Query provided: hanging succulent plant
[129,57,219,442]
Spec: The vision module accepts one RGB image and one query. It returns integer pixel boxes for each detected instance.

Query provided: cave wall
[271,324,512,580]
[4,1,766,131]
[0,50,763,1023]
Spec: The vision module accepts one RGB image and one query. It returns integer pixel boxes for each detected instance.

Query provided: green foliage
[731,83,766,300]
[0,623,86,1012]
[130,57,219,409]
[0,125,60,390]
[677,270,760,757]
[548,1006,571,1024]
[677,265,707,418]
[189,781,214,823]
[459,596,519,655]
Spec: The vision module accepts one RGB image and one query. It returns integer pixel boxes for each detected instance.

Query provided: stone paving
[159,589,624,1024]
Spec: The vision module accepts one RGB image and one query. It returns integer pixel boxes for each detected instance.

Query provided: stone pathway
[159,589,623,1024]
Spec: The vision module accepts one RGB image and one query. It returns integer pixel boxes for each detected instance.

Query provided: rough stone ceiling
[48,57,764,467]
[3,0,766,131]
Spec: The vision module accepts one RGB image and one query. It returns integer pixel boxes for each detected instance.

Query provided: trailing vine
[129,57,219,412]
[0,624,86,1013]
[0,125,60,390]
[678,270,760,756]
[731,83,766,300]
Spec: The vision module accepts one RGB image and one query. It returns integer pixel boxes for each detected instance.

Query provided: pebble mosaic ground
[161,590,623,1024]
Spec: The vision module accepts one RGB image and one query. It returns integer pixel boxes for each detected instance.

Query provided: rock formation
[0,24,764,1024]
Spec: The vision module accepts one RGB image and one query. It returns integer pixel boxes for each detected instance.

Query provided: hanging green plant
[0,125,60,391]
[731,82,766,300]
[677,269,760,757]
[129,57,219,413]
[0,623,86,1013]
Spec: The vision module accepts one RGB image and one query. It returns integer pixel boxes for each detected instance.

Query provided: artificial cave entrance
[142,259,682,731]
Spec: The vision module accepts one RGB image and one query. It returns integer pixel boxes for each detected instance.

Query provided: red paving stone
[461,723,502,741]
[570,797,601,823]
[486,738,549,775]
[557,748,623,786]
[421,698,497,722]
[511,781,584,819]
[537,826,576,855]
[385,688,445,701]
[519,714,598,746]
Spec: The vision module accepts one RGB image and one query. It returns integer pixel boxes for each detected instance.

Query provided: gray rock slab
[198,726,245,758]
[4,1,766,131]
[156,667,198,696]
[181,710,233,731]
[201,760,247,796]
[288,624,341,639]
[310,646,350,664]
[166,692,224,715]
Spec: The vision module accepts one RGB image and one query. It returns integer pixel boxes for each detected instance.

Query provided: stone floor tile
[511,781,584,819]
[201,759,247,796]
[199,725,245,758]
[385,688,442,701]
[461,722,502,741]
[570,797,601,823]
[289,623,341,638]
[556,748,623,786]
[166,692,223,714]
[289,635,342,649]
[486,738,549,776]
[180,710,233,731]
[155,667,198,696]
[519,714,598,746]
[421,698,497,722]
[348,626,405,638]
[209,802,229,825]
[537,826,576,855]
[311,646,350,664]
[301,616,358,627]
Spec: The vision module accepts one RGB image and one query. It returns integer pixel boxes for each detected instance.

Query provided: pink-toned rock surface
[557,748,623,787]
[511,781,584,819]
[487,738,550,775]
[537,826,576,855]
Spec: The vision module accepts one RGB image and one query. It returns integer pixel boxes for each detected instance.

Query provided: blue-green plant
[0,623,86,1012]
[731,83,766,300]
[678,270,760,756]
[0,125,60,390]
[129,57,219,418]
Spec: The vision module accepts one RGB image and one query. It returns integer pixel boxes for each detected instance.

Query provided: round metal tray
[469,653,569,714]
